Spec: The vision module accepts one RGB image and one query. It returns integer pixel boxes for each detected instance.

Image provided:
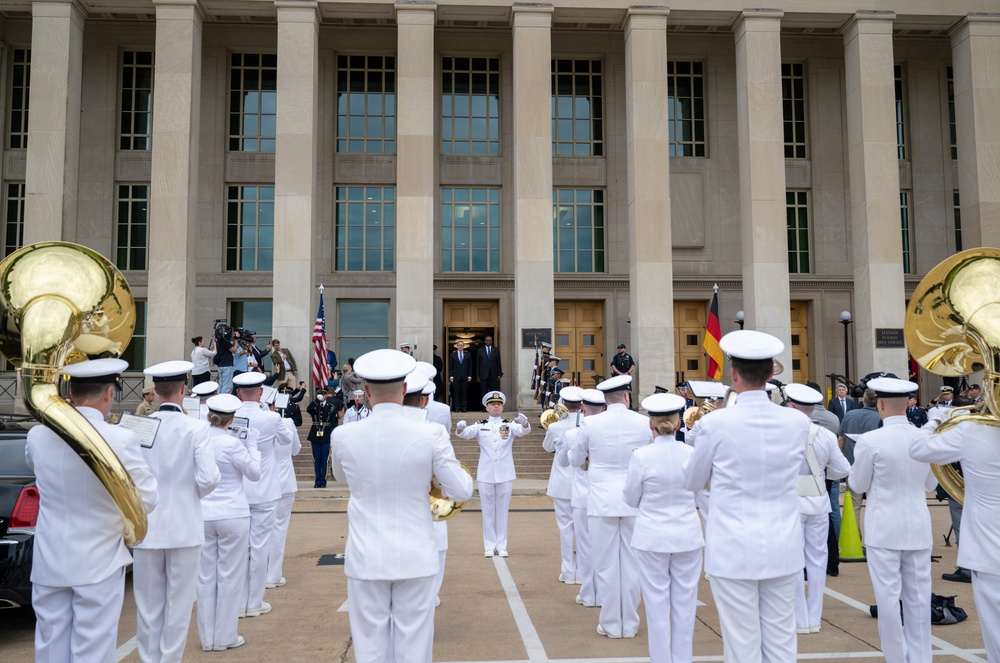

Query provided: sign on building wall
[521,328,552,349]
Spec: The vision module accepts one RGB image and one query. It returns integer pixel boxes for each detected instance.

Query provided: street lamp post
[839,310,853,384]
[735,310,745,330]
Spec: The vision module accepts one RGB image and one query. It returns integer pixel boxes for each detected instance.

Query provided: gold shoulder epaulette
[477,419,488,425]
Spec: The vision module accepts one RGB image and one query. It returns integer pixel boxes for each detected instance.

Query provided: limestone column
[512,3,554,408]
[146,0,203,364]
[624,8,673,398]
[734,9,792,371]
[843,11,907,375]
[23,0,85,243]
[273,1,319,379]
[951,13,1000,248]
[394,1,436,361]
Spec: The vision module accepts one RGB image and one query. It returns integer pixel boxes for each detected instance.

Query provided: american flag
[312,291,330,390]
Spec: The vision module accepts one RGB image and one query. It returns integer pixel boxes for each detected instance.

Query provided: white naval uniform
[558,425,596,606]
[239,400,295,611]
[197,427,261,651]
[343,402,371,424]
[849,415,936,663]
[543,414,580,582]
[568,402,651,638]
[623,435,704,663]
[682,390,808,663]
[909,419,1000,661]
[795,424,850,632]
[27,407,158,663]
[267,417,301,586]
[426,400,454,598]
[457,415,530,553]
[133,403,221,663]
[332,402,473,663]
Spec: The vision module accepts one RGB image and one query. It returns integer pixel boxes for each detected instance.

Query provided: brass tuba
[905,247,1000,504]
[540,402,569,429]
[0,242,146,544]
[430,462,473,521]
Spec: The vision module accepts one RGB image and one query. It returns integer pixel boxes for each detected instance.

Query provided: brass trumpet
[683,389,737,430]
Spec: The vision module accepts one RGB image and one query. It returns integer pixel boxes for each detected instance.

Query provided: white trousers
[795,512,830,630]
[197,517,250,651]
[866,546,932,663]
[347,575,436,663]
[635,548,703,663]
[589,515,640,637]
[433,521,448,598]
[709,572,798,663]
[267,493,295,585]
[573,507,597,606]
[33,566,125,663]
[972,570,1000,662]
[479,481,513,551]
[133,546,201,663]
[552,497,576,581]
[245,500,277,610]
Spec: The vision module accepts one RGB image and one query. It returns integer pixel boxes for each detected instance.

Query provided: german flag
[704,291,723,381]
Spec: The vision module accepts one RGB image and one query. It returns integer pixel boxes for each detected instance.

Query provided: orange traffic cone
[839,490,866,561]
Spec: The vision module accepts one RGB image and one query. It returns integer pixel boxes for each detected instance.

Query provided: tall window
[953,190,962,252]
[551,59,603,156]
[334,186,395,271]
[553,189,605,273]
[782,63,807,159]
[8,49,30,149]
[337,55,395,154]
[900,191,913,273]
[230,300,273,368]
[441,187,500,272]
[441,57,500,155]
[115,184,149,270]
[120,300,146,370]
[120,51,153,150]
[947,66,957,160]
[786,190,810,274]
[229,53,277,152]
[338,300,389,362]
[225,185,274,271]
[894,65,907,160]
[2,183,24,258]
[667,61,706,157]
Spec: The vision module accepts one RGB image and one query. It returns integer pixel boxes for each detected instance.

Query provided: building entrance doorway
[443,301,499,410]
[554,301,604,389]
[790,301,809,384]
[674,301,708,384]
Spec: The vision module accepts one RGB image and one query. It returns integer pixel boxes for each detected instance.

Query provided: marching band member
[267,411,301,589]
[193,380,220,420]
[543,386,585,584]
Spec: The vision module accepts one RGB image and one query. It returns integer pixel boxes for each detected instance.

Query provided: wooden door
[554,301,604,388]
[790,300,809,384]
[674,301,708,384]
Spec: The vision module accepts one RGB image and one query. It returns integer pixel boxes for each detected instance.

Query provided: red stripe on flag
[704,293,724,381]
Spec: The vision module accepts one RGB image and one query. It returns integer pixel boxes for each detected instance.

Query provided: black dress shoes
[942,567,972,583]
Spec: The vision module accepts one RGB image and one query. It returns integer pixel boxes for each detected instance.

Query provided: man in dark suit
[476,335,503,398]
[827,383,855,422]
[449,341,472,412]
[432,345,445,403]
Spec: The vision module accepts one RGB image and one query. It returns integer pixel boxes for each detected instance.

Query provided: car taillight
[10,485,39,529]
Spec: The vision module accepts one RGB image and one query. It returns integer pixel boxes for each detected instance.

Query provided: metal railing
[0,371,148,418]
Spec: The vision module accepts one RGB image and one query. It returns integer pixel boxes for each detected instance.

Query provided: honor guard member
[558,388,605,607]
[133,360,221,663]
[541,356,560,408]
[136,386,156,415]
[532,341,553,402]
[307,389,340,487]
[682,330,808,663]
[343,389,371,424]
[568,375,651,639]
[783,383,851,634]
[233,371,296,617]
[848,376,936,663]
[27,359,159,663]
[624,393,703,663]
[543,386,585,583]
[267,402,301,589]
[457,391,531,557]
[673,382,697,442]
[196,394,261,653]
[331,349,473,663]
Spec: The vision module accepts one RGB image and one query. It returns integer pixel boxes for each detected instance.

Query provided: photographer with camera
[211,320,239,396]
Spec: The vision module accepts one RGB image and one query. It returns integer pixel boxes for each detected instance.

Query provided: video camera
[213,318,256,346]
[852,371,900,398]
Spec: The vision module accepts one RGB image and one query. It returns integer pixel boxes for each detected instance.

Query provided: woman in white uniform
[623,393,704,663]
[197,394,262,652]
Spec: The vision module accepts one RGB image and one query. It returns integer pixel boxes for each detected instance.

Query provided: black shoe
[942,568,972,583]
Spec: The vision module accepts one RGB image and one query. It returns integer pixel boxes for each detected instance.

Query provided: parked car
[0,429,35,609]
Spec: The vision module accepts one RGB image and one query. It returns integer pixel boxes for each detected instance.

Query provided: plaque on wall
[521,328,552,349]
[875,328,906,349]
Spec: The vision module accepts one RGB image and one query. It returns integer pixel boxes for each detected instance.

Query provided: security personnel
[568,375,651,639]
[27,359,158,663]
[683,330,808,662]
[342,389,371,424]
[457,391,530,557]
[133,360,221,663]
[543,386,584,584]
[849,376,936,663]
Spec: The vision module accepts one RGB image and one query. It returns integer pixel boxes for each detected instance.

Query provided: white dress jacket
[799,425,851,516]
[274,417,302,496]
[458,416,529,483]
[240,402,295,505]
[201,427,262,522]
[543,416,578,500]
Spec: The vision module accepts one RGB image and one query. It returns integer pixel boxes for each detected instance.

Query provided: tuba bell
[904,247,1000,504]
[540,402,569,429]
[0,242,147,545]
[430,462,473,521]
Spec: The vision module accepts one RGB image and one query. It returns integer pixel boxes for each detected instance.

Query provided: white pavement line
[338,599,349,612]
[824,587,987,663]
[115,635,137,662]
[494,557,549,662]
[441,651,989,663]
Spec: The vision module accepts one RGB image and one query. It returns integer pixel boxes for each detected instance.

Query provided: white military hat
[144,360,193,382]
[719,329,784,360]
[765,382,777,393]
[351,389,365,397]
[353,349,416,383]
[422,381,435,396]
[785,383,823,406]
[192,381,219,397]
[482,390,506,407]
[597,374,632,393]
[940,385,955,393]
[233,372,266,387]
[206,393,242,414]
[582,388,606,406]
[404,370,429,394]
[560,386,585,403]
[641,393,687,416]
[415,361,437,379]
[548,355,561,362]
[868,376,918,398]
[399,342,412,349]
[62,358,128,382]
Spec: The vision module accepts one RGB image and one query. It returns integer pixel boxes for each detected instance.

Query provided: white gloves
[515,413,528,427]
[456,421,467,434]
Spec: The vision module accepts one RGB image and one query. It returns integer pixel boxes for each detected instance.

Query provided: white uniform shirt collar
[76,406,105,422]
[735,389,771,405]
[882,414,909,427]
[606,403,628,411]
[371,402,403,416]
[488,415,502,423]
